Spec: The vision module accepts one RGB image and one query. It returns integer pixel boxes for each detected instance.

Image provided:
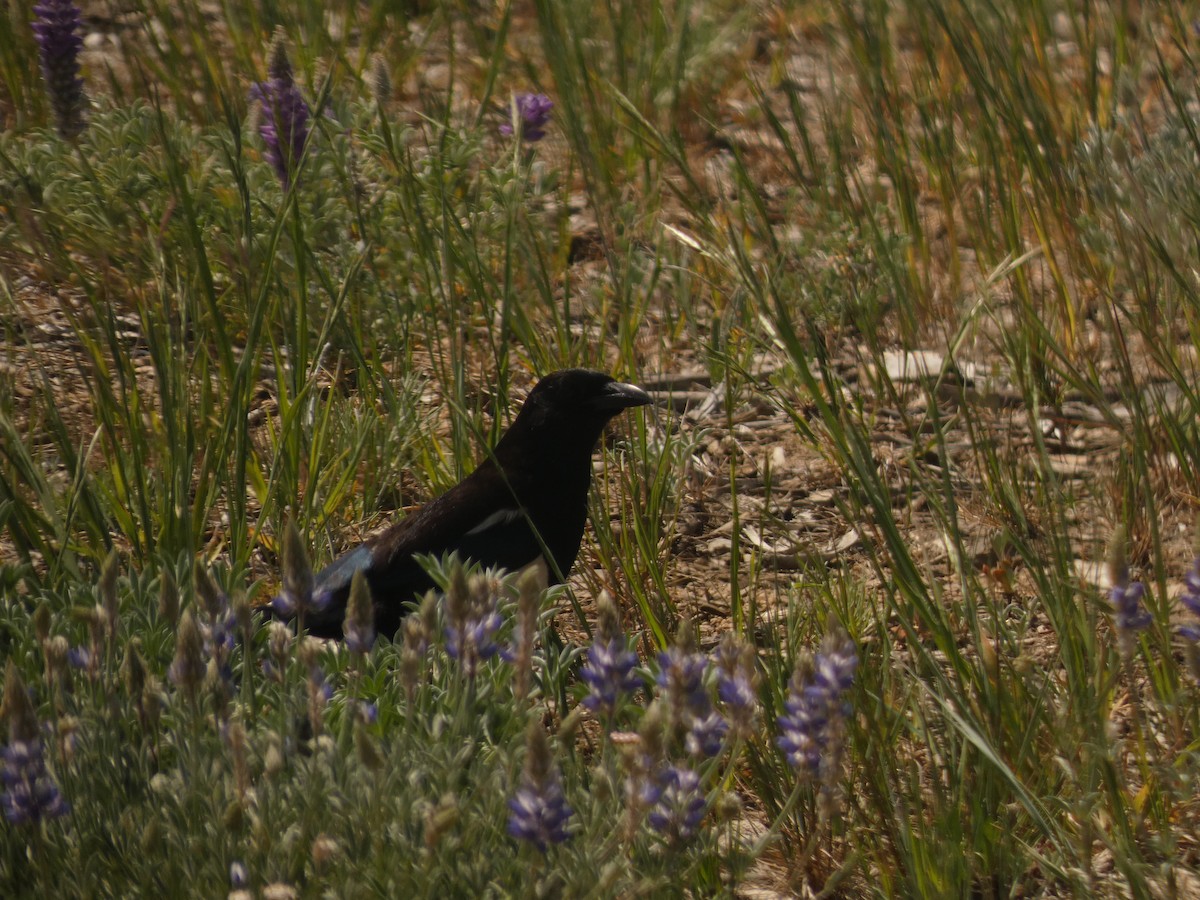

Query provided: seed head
[168,609,206,701]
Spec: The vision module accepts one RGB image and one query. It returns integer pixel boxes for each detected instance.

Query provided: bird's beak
[593,380,652,411]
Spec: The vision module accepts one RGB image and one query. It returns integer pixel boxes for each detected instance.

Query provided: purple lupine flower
[2,739,70,825]
[32,0,87,138]
[507,723,573,852]
[66,646,90,670]
[622,752,663,811]
[714,632,759,737]
[298,638,331,737]
[684,710,728,759]
[271,522,330,621]
[646,764,706,843]
[656,643,711,720]
[250,33,312,189]
[445,610,503,672]
[230,862,248,890]
[499,93,553,142]
[582,638,643,713]
[581,593,642,715]
[2,663,69,826]
[616,703,666,838]
[194,564,237,697]
[776,630,857,780]
[344,570,376,655]
[444,567,504,678]
[1106,534,1150,658]
[1110,580,1151,633]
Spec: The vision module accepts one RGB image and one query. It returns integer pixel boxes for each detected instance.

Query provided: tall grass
[3,0,1200,895]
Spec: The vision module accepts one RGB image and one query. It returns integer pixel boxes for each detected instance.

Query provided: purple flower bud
[646,764,706,843]
[444,568,504,678]
[714,632,759,736]
[249,34,312,189]
[776,630,857,782]
[1106,530,1151,659]
[230,861,248,889]
[1,738,70,825]
[272,522,330,621]
[499,93,553,142]
[1110,580,1150,632]
[356,701,378,725]
[684,710,728,759]
[580,592,641,715]
[66,646,90,670]
[507,724,573,851]
[581,638,642,714]
[343,571,376,655]
[32,0,87,138]
[2,667,69,827]
[445,611,503,669]
[656,644,710,720]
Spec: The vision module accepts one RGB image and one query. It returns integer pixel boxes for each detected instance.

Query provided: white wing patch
[465,507,525,536]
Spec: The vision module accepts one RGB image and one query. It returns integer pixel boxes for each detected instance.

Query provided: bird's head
[501,368,651,452]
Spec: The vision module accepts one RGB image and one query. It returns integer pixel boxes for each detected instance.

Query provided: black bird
[293,369,651,639]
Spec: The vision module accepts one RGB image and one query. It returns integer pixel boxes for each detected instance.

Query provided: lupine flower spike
[32,0,87,138]
[647,764,707,844]
[343,570,376,655]
[298,638,332,737]
[2,662,69,825]
[777,628,857,818]
[581,592,642,717]
[264,622,292,683]
[250,30,313,189]
[507,722,574,851]
[657,621,726,758]
[444,565,504,678]
[618,701,666,840]
[500,92,553,142]
[229,862,251,900]
[1106,529,1150,660]
[273,521,330,623]
[714,631,759,738]
[194,563,237,697]
[168,608,206,703]
[509,568,543,702]
[400,591,435,703]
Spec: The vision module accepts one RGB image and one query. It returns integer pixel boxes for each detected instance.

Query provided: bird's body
[297,369,651,639]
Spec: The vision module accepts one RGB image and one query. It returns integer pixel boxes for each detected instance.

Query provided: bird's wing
[307,462,546,635]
